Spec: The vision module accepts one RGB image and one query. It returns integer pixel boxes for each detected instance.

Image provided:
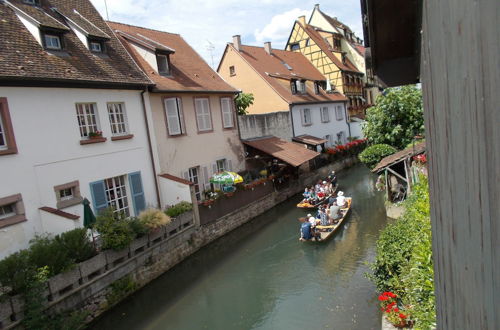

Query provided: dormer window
[296,80,306,94]
[43,34,62,50]
[291,80,297,94]
[290,43,300,51]
[156,54,170,76]
[314,82,320,95]
[89,40,103,53]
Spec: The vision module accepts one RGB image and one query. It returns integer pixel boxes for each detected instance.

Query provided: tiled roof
[300,22,362,74]
[372,142,426,173]
[55,8,110,39]
[353,44,366,56]
[0,0,151,86]
[231,44,347,104]
[108,21,238,93]
[318,9,353,34]
[243,136,320,167]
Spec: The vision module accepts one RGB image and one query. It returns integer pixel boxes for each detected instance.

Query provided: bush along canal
[90,164,388,330]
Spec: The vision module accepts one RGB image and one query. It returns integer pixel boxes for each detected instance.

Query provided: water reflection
[90,165,387,330]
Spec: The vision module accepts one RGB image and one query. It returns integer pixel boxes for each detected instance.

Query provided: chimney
[264,42,272,55]
[314,4,320,10]
[233,35,241,52]
[298,15,306,25]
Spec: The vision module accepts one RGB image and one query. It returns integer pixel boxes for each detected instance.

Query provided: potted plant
[379,291,412,328]
[88,130,103,139]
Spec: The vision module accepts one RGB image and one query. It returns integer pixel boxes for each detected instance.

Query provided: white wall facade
[0,87,157,258]
[291,102,350,150]
[349,118,365,139]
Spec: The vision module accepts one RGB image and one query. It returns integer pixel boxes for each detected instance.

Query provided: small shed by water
[372,142,426,201]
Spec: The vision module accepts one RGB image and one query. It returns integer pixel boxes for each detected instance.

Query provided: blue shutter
[129,172,146,215]
[89,180,108,215]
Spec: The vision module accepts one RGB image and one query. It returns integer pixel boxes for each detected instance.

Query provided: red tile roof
[372,142,426,173]
[108,21,238,93]
[292,134,328,146]
[299,22,362,74]
[0,0,151,87]
[243,136,320,167]
[230,44,347,104]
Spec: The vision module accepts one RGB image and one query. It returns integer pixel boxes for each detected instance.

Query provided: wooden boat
[300,197,352,242]
[296,186,338,209]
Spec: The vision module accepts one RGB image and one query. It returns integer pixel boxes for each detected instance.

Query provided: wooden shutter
[164,98,181,135]
[221,98,233,128]
[89,180,108,214]
[202,166,210,190]
[129,172,146,215]
[182,171,189,181]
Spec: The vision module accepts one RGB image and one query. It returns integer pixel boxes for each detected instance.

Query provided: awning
[372,142,426,173]
[292,134,327,146]
[243,136,320,167]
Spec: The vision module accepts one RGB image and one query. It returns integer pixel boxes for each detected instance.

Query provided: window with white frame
[335,105,344,121]
[301,108,312,126]
[220,98,234,128]
[325,134,333,148]
[320,107,330,123]
[44,34,62,50]
[164,97,184,135]
[89,41,103,53]
[54,180,82,209]
[216,159,227,172]
[195,98,212,131]
[188,167,201,201]
[104,175,129,217]
[0,204,15,220]
[59,188,74,201]
[107,103,129,136]
[76,103,100,138]
[296,80,306,94]
[0,114,6,150]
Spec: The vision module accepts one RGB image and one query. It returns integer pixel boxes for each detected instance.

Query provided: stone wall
[1,156,359,329]
[237,111,292,141]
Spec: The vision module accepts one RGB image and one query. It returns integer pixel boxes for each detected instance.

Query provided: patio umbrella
[82,198,96,248]
[209,171,243,185]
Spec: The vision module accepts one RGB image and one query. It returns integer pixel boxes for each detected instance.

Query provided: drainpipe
[289,103,295,139]
[141,88,161,208]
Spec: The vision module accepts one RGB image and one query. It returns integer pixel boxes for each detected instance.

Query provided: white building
[0,0,157,258]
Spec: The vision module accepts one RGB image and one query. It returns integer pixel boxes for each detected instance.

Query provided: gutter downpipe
[141,87,161,207]
[289,103,295,139]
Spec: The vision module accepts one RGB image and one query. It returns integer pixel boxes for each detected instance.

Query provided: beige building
[109,22,245,204]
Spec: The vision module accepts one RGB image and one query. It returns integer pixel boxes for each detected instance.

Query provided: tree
[234,92,254,115]
[363,85,424,150]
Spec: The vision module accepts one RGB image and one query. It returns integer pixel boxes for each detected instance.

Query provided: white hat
[307,213,312,217]
[322,181,327,184]
[338,191,344,196]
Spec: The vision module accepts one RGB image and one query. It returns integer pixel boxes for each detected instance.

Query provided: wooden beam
[386,166,408,183]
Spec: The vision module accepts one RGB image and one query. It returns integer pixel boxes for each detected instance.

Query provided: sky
[90,0,364,69]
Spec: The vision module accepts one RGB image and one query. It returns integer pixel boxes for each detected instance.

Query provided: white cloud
[254,8,309,46]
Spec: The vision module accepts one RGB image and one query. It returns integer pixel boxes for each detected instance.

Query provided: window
[296,80,306,94]
[54,181,82,209]
[290,80,297,94]
[89,41,103,53]
[321,107,330,123]
[44,34,62,50]
[216,159,227,173]
[229,66,236,76]
[337,131,346,144]
[290,43,300,51]
[334,38,341,50]
[325,134,333,148]
[188,167,201,201]
[0,98,17,155]
[0,194,26,228]
[335,105,344,121]
[163,97,184,136]
[104,176,130,217]
[157,54,170,75]
[301,108,312,126]
[220,97,234,128]
[23,0,40,6]
[314,82,320,95]
[305,38,310,46]
[195,98,212,132]
[107,103,129,136]
[76,103,100,138]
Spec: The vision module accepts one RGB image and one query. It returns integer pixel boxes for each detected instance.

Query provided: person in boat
[319,206,329,226]
[300,221,313,241]
[336,191,346,207]
[308,189,318,204]
[328,170,338,187]
[329,202,342,223]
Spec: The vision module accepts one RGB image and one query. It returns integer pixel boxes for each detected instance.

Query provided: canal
[90,164,388,330]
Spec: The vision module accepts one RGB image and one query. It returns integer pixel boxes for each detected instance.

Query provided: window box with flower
[88,130,103,139]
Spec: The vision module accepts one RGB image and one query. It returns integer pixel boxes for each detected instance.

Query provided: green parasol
[82,198,96,228]
[209,171,243,185]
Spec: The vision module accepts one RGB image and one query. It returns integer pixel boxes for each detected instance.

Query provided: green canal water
[90,165,388,330]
